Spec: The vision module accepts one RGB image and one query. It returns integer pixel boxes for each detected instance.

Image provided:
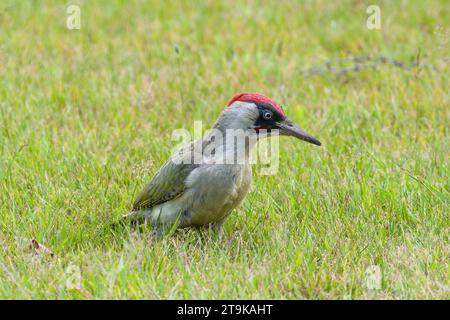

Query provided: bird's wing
[132,145,199,211]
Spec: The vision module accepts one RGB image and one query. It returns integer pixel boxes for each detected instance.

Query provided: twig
[300,54,441,78]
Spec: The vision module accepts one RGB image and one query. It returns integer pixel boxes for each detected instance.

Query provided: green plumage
[132,159,197,211]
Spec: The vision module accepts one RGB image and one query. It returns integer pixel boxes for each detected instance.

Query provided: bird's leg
[150,221,178,239]
[209,218,227,239]
[151,227,165,240]
[152,210,186,239]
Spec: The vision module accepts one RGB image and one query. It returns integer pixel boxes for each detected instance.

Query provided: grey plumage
[120,94,321,236]
[123,102,257,234]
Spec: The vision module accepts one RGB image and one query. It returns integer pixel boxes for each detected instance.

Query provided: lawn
[0,0,448,299]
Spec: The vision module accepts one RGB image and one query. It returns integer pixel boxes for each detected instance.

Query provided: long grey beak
[276,119,321,146]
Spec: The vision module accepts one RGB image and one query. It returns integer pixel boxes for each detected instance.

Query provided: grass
[0,0,448,299]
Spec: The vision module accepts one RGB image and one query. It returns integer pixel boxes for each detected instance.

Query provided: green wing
[132,157,198,211]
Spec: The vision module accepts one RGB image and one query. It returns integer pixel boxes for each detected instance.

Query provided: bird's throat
[201,127,257,165]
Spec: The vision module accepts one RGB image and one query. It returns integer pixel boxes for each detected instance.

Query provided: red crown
[226,93,285,116]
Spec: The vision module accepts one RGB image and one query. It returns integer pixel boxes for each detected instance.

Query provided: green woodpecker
[122,93,321,236]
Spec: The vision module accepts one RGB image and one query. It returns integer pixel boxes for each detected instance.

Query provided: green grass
[0,0,448,299]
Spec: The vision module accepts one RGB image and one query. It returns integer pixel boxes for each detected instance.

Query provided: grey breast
[184,163,252,225]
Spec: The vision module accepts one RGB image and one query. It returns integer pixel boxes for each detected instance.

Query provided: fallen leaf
[28,239,57,259]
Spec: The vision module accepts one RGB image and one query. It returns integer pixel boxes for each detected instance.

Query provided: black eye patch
[246,102,284,131]
[255,102,285,122]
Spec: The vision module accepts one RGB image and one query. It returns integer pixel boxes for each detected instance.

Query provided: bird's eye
[263,110,273,120]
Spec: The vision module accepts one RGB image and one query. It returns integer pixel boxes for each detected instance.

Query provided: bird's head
[218,92,321,146]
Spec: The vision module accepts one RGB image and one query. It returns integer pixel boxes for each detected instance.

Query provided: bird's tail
[110,211,146,230]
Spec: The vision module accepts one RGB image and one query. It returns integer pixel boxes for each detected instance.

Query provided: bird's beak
[276,119,321,146]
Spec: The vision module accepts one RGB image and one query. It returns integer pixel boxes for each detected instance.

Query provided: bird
[121,93,321,237]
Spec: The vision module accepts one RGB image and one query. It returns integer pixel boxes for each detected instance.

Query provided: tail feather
[110,211,146,230]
